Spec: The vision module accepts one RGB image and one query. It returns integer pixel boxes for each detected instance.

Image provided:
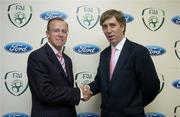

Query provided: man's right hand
[80,85,93,101]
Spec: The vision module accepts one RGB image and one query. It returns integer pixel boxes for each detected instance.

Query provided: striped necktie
[56,53,66,74]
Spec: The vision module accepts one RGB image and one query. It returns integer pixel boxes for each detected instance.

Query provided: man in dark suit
[27,17,87,117]
[83,9,160,117]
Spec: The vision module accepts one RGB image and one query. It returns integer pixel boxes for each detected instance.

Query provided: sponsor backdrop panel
[1,0,180,117]
[0,0,2,115]
[145,69,180,116]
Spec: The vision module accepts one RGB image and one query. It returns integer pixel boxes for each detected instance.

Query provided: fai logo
[8,3,32,28]
[158,73,165,93]
[142,8,165,31]
[175,40,180,61]
[76,5,100,29]
[174,105,180,117]
[4,71,28,96]
[40,36,48,46]
[75,71,96,87]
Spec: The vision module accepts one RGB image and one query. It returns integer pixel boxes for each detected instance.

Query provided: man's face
[101,16,125,47]
[46,20,68,50]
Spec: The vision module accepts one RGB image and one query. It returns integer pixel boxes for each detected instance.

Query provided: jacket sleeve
[27,52,81,105]
[89,66,101,95]
[134,47,160,106]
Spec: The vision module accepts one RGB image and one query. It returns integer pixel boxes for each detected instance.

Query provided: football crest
[76,5,100,29]
[142,8,165,31]
[5,71,28,96]
[8,3,32,28]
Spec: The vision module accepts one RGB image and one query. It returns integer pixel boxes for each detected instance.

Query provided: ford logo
[40,11,67,21]
[73,44,100,55]
[4,42,33,53]
[146,45,166,56]
[3,112,29,117]
[171,15,180,25]
[145,112,166,117]
[124,13,134,23]
[77,112,99,117]
[172,80,180,89]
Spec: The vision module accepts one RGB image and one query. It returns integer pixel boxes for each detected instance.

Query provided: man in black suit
[27,17,88,117]
[83,9,160,117]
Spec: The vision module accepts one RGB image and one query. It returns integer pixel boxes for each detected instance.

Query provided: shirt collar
[47,42,61,55]
[111,37,126,51]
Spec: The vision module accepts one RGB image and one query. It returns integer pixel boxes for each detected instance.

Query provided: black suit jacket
[89,39,160,117]
[27,43,80,117]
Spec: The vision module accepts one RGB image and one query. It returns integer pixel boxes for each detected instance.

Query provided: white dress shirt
[111,37,126,66]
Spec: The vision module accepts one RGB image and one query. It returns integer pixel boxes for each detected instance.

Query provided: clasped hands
[80,85,93,101]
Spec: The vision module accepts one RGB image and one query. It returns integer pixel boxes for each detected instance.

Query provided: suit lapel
[110,39,131,83]
[102,46,111,84]
[44,44,69,81]
[63,55,73,83]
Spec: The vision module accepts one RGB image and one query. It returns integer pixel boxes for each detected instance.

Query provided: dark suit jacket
[27,43,80,117]
[89,39,160,117]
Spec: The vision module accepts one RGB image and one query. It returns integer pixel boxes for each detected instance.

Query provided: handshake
[80,85,93,101]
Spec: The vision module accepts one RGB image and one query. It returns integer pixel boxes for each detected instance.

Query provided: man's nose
[57,31,67,36]
[107,26,112,33]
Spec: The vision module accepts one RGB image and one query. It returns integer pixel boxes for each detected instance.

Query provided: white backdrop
[1,0,180,117]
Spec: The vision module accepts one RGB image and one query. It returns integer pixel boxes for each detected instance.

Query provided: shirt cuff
[79,87,83,99]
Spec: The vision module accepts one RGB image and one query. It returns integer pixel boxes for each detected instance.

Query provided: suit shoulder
[129,40,145,49]
[28,46,45,59]
[100,46,110,55]
[63,53,72,61]
[129,40,149,54]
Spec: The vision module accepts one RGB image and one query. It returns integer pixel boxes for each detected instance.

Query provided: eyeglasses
[49,29,68,35]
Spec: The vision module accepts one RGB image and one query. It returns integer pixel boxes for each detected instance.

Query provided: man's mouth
[107,35,114,40]
[57,38,63,42]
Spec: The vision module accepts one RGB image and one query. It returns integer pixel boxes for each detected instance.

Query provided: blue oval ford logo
[3,112,29,117]
[145,112,166,117]
[146,45,166,56]
[40,11,67,21]
[77,112,99,117]
[4,42,33,53]
[73,44,100,55]
[124,13,134,23]
[172,80,180,89]
[171,15,180,25]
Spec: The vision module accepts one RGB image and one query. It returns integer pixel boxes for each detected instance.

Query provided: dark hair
[47,17,68,31]
[100,9,126,34]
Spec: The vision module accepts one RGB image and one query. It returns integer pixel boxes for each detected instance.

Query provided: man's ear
[46,31,49,38]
